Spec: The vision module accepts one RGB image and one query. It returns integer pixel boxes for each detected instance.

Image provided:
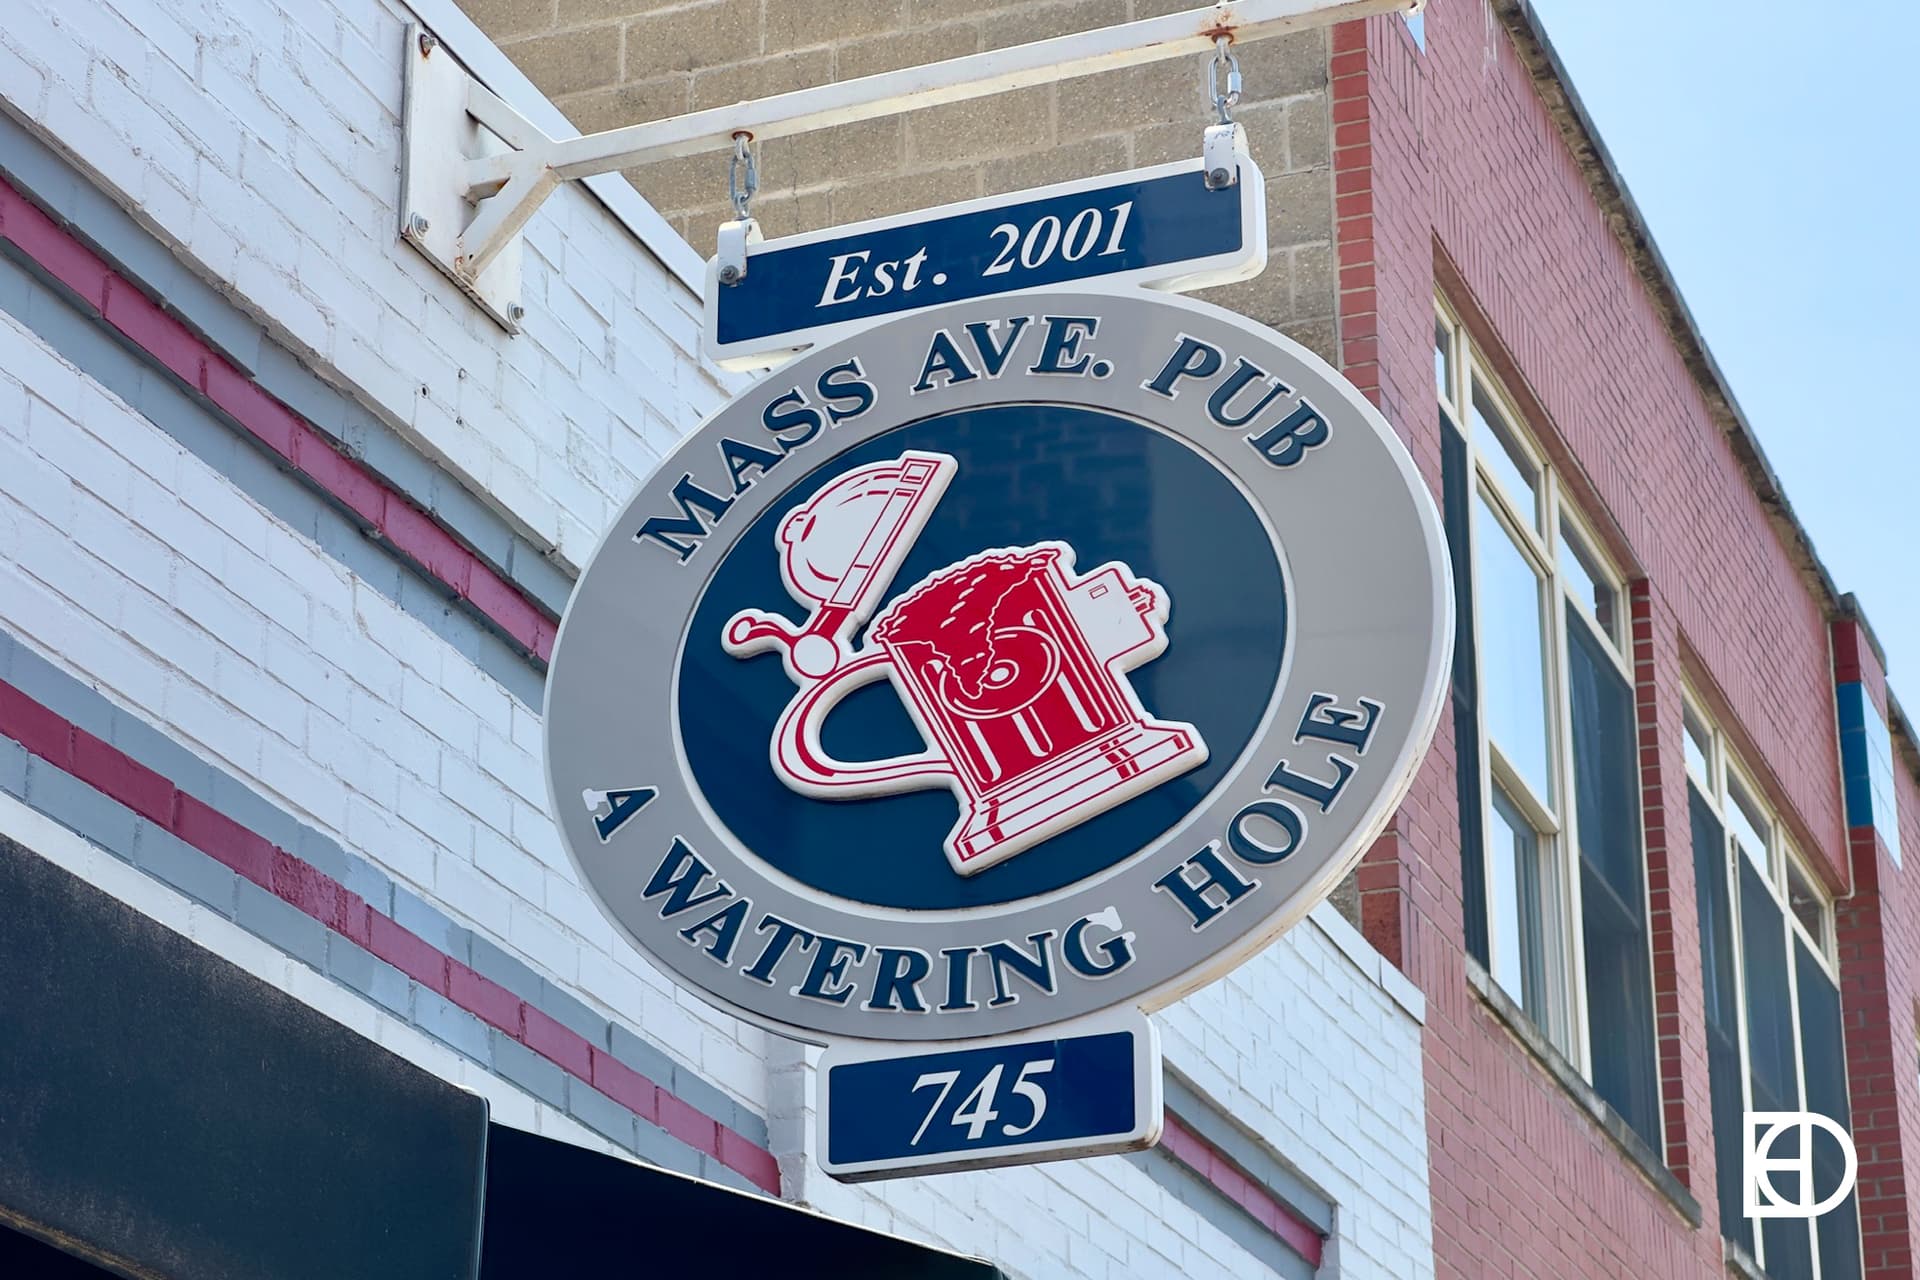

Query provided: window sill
[1723,1237,1766,1280]
[1465,958,1702,1228]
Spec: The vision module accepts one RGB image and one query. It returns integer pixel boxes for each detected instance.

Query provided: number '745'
[910,1058,1056,1146]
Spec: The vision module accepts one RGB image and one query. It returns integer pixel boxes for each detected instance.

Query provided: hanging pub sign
[701,132,1266,370]
[544,281,1453,1178]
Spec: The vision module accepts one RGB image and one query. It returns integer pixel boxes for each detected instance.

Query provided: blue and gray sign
[547,288,1452,1045]
[818,1010,1161,1180]
[551,267,1451,1182]
[702,147,1266,368]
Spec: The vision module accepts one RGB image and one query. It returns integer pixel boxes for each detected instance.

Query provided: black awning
[482,1122,1005,1279]
[0,834,488,1279]
[0,835,1004,1280]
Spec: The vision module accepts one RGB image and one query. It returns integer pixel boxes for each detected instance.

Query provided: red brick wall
[1832,623,1919,1277]
[1873,757,1920,1277]
[1633,581,1713,1199]
[1334,8,1433,979]
[1336,0,1878,1273]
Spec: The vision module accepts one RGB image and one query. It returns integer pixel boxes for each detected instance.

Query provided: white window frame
[1685,693,1838,974]
[1684,690,1844,1275]
[1437,302,1643,1083]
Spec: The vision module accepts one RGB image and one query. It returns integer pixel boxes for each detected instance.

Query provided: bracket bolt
[419,32,437,55]
[717,263,743,286]
[406,213,430,238]
[1206,167,1232,189]
[507,304,526,323]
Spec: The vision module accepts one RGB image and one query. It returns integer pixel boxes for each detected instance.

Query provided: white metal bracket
[714,218,762,286]
[400,29,525,332]
[1202,122,1244,189]
[399,0,1422,332]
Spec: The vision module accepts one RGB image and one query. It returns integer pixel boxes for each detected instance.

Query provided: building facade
[0,1,1913,1279]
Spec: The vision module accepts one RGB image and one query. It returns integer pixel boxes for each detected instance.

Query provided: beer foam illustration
[871,548,1057,700]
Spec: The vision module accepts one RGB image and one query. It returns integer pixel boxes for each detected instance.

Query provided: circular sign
[545,289,1451,1045]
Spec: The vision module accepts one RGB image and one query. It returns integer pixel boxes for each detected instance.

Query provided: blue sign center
[678,405,1286,910]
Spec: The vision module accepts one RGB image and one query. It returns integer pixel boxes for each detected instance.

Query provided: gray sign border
[545,287,1452,1045]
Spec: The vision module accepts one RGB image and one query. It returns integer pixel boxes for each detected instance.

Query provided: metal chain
[1207,36,1243,125]
[728,131,758,221]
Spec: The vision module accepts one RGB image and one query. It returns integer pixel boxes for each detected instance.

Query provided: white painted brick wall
[0,1,1435,1275]
[0,309,769,1115]
[0,0,742,573]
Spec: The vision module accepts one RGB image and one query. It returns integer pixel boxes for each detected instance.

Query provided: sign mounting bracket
[398,0,1423,331]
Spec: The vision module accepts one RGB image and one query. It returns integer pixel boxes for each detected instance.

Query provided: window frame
[1558,505,1622,652]
[1437,302,1646,1087]
[1685,692,1837,974]
[1683,689,1849,1275]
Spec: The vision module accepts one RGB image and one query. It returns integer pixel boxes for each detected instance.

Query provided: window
[1686,699,1860,1278]
[1684,706,1713,789]
[1558,515,1617,637]
[1436,304,1661,1151]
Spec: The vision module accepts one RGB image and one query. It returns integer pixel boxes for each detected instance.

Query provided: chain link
[1207,36,1243,125]
[728,131,758,221]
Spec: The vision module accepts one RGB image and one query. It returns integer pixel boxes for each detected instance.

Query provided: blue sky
[1526,0,1919,698]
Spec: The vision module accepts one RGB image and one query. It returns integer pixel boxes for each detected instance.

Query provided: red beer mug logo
[724,450,1208,876]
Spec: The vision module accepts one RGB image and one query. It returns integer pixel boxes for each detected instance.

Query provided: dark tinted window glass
[1796,941,1861,1279]
[1692,791,1750,1250]
[1760,1195,1816,1280]
[1739,860,1814,1278]
[1740,860,1796,1113]
[1580,862,1658,1149]
[1567,606,1657,1147]
[1444,424,1487,965]
[1567,609,1640,903]
[1693,793,1738,1036]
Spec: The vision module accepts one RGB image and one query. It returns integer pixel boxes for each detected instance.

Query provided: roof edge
[1490,0,1919,786]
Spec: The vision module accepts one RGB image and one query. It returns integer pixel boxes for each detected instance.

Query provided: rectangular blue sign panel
[703,150,1265,368]
[817,1011,1160,1181]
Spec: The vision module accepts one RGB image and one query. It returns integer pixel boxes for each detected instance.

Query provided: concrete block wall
[475,0,1343,361]
[0,0,1437,1274]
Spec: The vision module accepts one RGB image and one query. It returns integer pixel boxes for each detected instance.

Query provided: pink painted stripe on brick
[0,682,73,768]
[375,914,450,994]
[0,677,778,1195]
[202,357,304,460]
[174,792,276,886]
[589,1046,661,1126]
[522,1003,593,1081]
[103,275,206,387]
[0,184,110,309]
[658,1090,720,1156]
[69,728,175,827]
[1160,1111,1324,1268]
[718,1124,780,1190]
[449,959,532,1035]
[0,175,558,666]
